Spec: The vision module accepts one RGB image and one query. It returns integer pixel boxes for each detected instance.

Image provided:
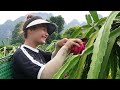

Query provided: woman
[13,15,83,79]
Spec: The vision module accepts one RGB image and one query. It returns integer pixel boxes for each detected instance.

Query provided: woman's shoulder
[12,47,29,63]
[13,48,23,57]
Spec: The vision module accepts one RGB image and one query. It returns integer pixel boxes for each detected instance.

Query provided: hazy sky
[0,11,111,24]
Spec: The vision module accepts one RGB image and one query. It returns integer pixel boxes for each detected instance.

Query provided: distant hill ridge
[0,12,103,45]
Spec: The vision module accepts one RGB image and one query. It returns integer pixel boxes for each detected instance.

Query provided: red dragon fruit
[70,38,88,55]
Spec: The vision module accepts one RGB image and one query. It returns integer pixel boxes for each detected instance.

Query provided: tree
[10,22,24,45]
[48,15,65,33]
[46,15,65,44]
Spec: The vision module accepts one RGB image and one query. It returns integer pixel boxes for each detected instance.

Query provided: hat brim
[46,23,57,35]
[26,19,57,35]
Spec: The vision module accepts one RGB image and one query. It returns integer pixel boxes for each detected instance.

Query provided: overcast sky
[0,11,111,24]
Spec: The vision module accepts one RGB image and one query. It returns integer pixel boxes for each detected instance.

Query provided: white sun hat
[25,18,57,35]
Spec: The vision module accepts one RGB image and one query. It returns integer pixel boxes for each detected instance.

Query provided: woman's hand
[52,38,68,59]
[52,38,83,61]
[55,38,68,48]
[64,39,83,50]
[56,38,83,49]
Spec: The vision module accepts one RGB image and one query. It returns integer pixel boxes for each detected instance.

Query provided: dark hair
[23,15,43,38]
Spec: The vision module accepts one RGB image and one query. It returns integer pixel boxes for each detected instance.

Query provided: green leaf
[66,61,79,79]
[85,14,93,26]
[110,53,117,79]
[0,53,4,58]
[95,17,107,25]
[80,44,93,56]
[89,11,99,22]
[74,29,97,79]
[3,46,6,57]
[86,30,99,47]
[81,54,92,79]
[70,27,82,38]
[104,60,111,79]
[116,69,120,79]
[116,43,120,69]
[110,27,120,38]
[75,48,94,79]
[84,17,107,38]
[85,27,95,39]
[99,26,120,78]
[69,32,95,79]
[82,25,91,28]
[52,55,80,79]
[75,54,87,79]
[87,11,120,79]
[45,42,55,51]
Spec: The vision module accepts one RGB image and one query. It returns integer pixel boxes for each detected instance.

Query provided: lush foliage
[52,11,120,79]
[10,22,24,45]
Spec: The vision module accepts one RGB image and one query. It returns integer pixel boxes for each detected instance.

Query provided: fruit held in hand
[70,38,88,55]
[70,43,85,55]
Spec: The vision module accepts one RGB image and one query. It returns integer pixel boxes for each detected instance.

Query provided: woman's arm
[40,46,69,79]
[51,38,68,59]
[40,39,82,79]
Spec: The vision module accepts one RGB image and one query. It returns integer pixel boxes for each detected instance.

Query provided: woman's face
[29,24,49,44]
